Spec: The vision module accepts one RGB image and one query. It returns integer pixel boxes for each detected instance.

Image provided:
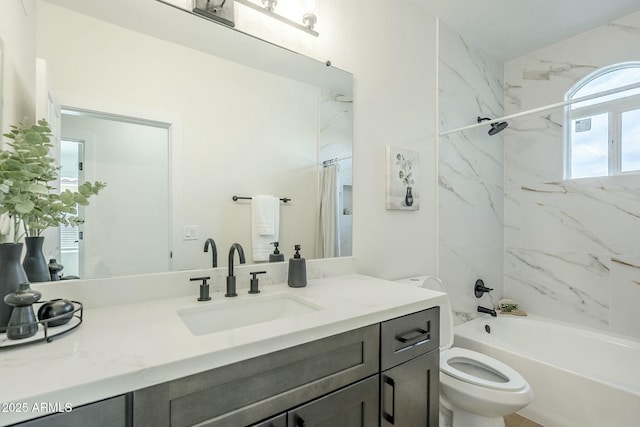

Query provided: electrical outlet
[183,225,199,241]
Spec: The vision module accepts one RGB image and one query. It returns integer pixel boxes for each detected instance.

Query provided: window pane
[570,113,609,178]
[622,109,640,172]
[571,67,640,109]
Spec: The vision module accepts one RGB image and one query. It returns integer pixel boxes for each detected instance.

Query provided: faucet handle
[474,279,493,298]
[249,271,267,294]
[190,276,211,301]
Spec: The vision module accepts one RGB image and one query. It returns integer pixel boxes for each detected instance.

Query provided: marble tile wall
[438,22,505,323]
[503,11,640,337]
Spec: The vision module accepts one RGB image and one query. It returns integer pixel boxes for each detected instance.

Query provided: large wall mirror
[0,36,4,135]
[36,0,353,280]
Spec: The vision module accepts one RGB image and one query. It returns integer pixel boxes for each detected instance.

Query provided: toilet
[396,276,533,427]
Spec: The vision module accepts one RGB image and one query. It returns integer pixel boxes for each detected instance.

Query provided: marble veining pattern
[505,249,609,328]
[438,22,504,321]
[609,256,640,337]
[522,59,598,81]
[503,10,640,337]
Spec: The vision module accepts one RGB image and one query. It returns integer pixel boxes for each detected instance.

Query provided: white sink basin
[177,293,324,336]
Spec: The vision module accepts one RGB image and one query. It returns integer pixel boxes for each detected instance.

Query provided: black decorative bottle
[0,243,29,332]
[4,282,42,340]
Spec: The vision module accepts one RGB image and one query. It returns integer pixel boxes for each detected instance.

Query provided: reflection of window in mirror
[565,62,640,179]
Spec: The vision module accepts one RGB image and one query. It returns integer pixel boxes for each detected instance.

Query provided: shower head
[477,116,509,136]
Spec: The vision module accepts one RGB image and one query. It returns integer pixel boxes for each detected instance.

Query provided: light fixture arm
[234,0,319,36]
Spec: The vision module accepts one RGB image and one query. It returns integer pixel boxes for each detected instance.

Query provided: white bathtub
[454,314,640,427]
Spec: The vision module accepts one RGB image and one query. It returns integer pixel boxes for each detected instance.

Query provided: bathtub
[454,314,640,427]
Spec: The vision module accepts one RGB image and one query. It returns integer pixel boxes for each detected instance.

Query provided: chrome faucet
[226,243,246,297]
[204,238,218,268]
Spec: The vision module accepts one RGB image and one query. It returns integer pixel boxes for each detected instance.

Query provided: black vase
[0,243,29,332]
[23,236,51,283]
[405,186,414,207]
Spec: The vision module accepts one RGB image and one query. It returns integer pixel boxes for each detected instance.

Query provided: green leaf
[15,200,35,214]
[24,131,43,145]
[27,183,49,194]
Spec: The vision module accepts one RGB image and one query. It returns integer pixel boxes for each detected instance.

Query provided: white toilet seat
[440,347,528,392]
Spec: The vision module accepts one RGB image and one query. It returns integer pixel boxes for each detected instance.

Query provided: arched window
[565,62,640,179]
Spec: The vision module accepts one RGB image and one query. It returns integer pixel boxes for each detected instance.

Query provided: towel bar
[232,196,291,203]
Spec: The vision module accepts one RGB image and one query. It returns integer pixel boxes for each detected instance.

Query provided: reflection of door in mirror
[59,139,83,277]
[60,111,171,279]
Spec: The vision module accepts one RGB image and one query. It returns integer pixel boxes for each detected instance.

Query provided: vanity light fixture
[302,12,317,31]
[262,0,276,11]
[235,0,319,36]
[193,0,236,27]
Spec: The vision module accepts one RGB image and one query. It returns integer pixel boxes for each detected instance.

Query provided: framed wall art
[385,146,419,210]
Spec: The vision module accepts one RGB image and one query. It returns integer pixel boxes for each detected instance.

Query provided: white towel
[252,195,280,261]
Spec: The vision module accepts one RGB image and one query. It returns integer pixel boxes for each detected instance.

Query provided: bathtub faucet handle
[474,279,494,298]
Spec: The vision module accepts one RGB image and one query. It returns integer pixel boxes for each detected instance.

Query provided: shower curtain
[316,163,341,258]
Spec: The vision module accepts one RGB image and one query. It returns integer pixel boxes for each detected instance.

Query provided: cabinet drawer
[380,307,440,371]
[134,324,379,427]
[11,395,130,427]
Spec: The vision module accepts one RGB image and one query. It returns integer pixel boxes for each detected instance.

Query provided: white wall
[0,0,36,134]
[37,2,320,268]
[438,22,505,322]
[313,0,439,279]
[504,11,640,337]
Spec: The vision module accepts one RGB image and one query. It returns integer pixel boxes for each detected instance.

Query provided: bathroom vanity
[1,274,445,427]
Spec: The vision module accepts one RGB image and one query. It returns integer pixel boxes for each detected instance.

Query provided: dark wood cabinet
[10,395,131,427]
[249,414,286,427]
[381,351,439,427]
[287,376,379,427]
[380,307,440,427]
[13,307,440,427]
[134,325,379,427]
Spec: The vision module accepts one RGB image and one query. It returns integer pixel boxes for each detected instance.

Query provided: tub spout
[478,305,497,317]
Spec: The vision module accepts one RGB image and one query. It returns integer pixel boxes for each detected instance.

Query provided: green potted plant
[0,119,105,283]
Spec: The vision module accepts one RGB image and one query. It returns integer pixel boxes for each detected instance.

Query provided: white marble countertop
[0,274,446,425]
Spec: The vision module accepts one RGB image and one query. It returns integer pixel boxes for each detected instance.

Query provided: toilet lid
[440,347,528,392]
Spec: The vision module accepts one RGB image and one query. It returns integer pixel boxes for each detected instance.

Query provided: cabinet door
[287,375,378,427]
[12,395,131,427]
[381,351,439,427]
[249,414,286,427]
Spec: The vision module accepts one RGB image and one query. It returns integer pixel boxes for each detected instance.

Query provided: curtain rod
[322,156,352,167]
[439,81,640,137]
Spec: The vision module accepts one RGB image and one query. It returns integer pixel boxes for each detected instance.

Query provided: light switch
[183,225,199,240]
